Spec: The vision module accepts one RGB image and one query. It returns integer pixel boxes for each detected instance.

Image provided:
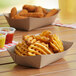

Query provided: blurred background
[0,0,58,15]
[0,0,76,24]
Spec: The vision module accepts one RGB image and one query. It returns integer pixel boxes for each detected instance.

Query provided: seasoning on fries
[15,30,64,56]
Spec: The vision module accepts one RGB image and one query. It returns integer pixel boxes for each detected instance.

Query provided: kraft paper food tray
[7,41,73,68]
[4,9,59,31]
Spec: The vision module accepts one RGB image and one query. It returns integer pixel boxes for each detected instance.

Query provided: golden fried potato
[15,49,24,56]
[23,5,36,12]
[10,7,17,18]
[15,30,64,56]
[35,35,50,43]
[28,42,53,56]
[50,34,64,53]
[23,35,36,45]
[34,42,53,54]
[14,14,27,19]
[28,45,42,55]
[15,43,28,56]
[45,9,58,17]
[18,9,28,16]
[40,30,51,37]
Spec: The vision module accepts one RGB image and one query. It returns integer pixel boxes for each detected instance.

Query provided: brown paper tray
[7,41,73,68]
[4,9,59,31]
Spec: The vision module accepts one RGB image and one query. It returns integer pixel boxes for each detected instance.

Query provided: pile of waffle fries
[10,5,58,19]
[15,30,64,56]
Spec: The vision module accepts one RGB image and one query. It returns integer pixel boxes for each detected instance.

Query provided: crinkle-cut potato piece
[15,43,28,56]
[45,9,58,17]
[53,34,64,52]
[23,35,36,45]
[22,41,28,48]
[15,30,64,56]
[40,30,52,37]
[28,52,36,56]
[15,49,24,56]
[18,9,28,16]
[28,44,46,55]
[50,34,64,53]
[10,7,17,18]
[23,5,36,12]
[35,35,49,43]
[28,42,53,56]
[34,42,53,54]
[28,45,42,55]
[14,14,27,19]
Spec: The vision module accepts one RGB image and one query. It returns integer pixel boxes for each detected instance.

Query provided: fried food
[40,30,52,38]
[35,6,44,17]
[45,9,58,17]
[23,12,44,18]
[15,30,64,56]
[50,34,64,53]
[28,52,36,56]
[18,9,28,16]
[23,5,36,12]
[10,5,58,19]
[23,35,36,45]
[10,7,17,18]
[42,8,48,14]
[35,6,43,13]
[15,43,28,56]
[28,42,53,56]
[14,14,27,19]
[35,6,47,16]
[35,35,50,43]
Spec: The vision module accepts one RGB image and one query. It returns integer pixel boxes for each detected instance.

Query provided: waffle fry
[35,35,49,43]
[40,30,52,37]
[52,34,64,52]
[10,7,17,18]
[28,42,53,56]
[14,15,27,19]
[23,5,36,12]
[18,9,28,16]
[28,52,36,56]
[23,35,36,45]
[15,49,24,56]
[15,43,28,56]
[28,45,42,55]
[45,9,58,17]
[15,30,64,56]
[50,34,64,53]
[34,42,53,54]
